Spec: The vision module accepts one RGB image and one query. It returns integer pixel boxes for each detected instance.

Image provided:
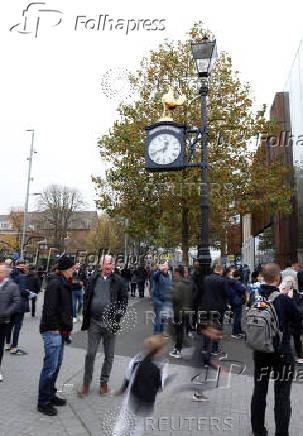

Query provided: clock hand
[151,147,165,154]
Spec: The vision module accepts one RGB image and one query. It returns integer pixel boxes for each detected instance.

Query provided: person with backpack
[248,263,302,436]
[113,335,169,436]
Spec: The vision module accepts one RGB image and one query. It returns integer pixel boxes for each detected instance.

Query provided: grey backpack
[246,291,281,353]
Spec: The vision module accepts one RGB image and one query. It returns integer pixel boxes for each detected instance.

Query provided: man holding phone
[152,262,172,334]
[280,276,303,364]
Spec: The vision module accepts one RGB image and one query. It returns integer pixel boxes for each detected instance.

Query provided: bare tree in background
[39,185,84,252]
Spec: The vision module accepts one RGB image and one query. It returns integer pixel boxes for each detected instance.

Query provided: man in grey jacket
[78,255,128,397]
[0,264,20,381]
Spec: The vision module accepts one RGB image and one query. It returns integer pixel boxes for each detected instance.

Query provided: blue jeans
[153,303,164,334]
[232,304,243,335]
[38,331,64,406]
[5,312,24,348]
[72,289,83,318]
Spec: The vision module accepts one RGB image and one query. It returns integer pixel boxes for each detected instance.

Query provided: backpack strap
[268,291,280,303]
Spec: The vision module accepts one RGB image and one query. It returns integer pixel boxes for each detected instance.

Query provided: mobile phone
[286,281,293,289]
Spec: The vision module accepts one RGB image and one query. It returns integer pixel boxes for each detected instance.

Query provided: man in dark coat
[251,263,302,436]
[135,264,147,298]
[121,263,131,294]
[199,264,229,355]
[169,264,193,358]
[27,266,41,317]
[37,255,74,416]
[5,259,29,355]
[78,255,128,397]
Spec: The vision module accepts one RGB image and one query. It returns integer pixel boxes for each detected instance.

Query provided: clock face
[148,133,181,165]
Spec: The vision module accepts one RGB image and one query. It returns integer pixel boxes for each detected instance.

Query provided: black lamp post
[191,36,217,278]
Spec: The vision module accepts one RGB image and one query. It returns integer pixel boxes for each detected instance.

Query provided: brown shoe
[100,383,109,395]
[77,385,89,398]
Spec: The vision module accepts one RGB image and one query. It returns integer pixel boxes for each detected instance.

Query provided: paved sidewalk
[0,294,303,436]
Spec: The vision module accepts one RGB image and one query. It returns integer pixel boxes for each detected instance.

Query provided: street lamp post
[191,36,217,278]
[144,35,217,279]
[20,130,37,260]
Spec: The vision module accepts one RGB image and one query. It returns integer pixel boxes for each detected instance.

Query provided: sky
[1,0,303,214]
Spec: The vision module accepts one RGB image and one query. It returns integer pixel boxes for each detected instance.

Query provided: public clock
[145,121,186,172]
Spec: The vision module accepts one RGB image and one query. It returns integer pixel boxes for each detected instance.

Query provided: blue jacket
[149,269,158,298]
[227,277,245,306]
[152,271,172,305]
[10,268,30,313]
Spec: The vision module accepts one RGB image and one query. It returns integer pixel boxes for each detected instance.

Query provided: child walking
[113,335,169,436]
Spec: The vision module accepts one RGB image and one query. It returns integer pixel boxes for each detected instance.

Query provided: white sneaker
[73,317,77,323]
[192,393,208,402]
[169,349,182,359]
[0,373,3,382]
[296,358,303,364]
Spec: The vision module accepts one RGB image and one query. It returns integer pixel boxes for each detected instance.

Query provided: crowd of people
[0,255,303,436]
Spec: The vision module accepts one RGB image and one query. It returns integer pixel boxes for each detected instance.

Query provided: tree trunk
[182,206,189,266]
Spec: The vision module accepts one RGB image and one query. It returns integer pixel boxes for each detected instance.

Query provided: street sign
[12,253,19,259]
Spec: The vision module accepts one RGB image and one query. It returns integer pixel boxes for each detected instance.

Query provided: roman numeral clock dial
[145,122,186,172]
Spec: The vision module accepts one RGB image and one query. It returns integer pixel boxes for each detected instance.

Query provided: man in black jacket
[37,255,74,416]
[135,264,147,298]
[27,266,41,317]
[199,264,229,355]
[78,255,128,397]
[251,263,302,436]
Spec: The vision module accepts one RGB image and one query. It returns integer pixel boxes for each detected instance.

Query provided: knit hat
[15,259,26,266]
[58,255,74,271]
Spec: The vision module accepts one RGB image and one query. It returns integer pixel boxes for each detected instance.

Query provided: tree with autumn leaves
[93,22,292,264]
